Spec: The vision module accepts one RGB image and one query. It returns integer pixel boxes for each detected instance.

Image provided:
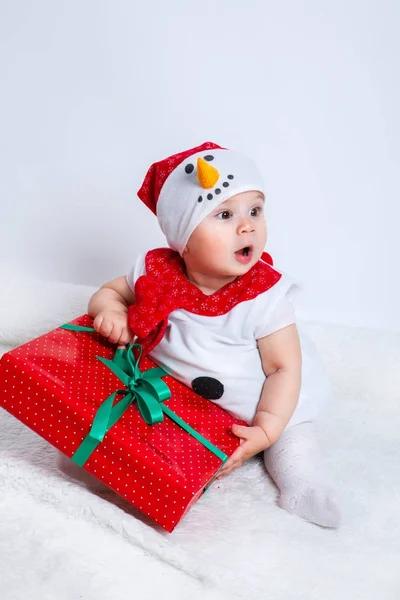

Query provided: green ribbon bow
[60,324,228,468]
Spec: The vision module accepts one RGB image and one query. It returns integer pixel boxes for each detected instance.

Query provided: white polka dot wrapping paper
[0,314,244,532]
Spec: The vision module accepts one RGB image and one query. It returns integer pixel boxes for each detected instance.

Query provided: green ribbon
[60,324,228,468]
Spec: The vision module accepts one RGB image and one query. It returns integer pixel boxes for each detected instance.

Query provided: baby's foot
[278,483,341,528]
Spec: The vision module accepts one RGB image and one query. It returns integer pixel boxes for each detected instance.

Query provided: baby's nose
[237,217,255,233]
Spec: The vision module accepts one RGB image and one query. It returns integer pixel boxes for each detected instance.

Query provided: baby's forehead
[219,190,265,206]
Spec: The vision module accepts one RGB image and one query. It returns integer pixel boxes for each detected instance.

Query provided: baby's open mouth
[234,245,254,264]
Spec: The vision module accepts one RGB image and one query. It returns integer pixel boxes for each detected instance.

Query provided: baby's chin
[221,258,260,279]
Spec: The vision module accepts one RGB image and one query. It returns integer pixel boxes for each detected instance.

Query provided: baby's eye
[216,210,232,220]
[249,206,263,217]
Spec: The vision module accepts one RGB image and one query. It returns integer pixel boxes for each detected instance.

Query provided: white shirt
[126,253,331,428]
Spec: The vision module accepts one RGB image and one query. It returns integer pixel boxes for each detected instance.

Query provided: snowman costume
[125,142,340,528]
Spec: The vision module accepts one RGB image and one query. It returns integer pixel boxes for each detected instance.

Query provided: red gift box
[0,315,244,531]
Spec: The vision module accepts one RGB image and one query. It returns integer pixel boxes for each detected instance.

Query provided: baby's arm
[218,324,301,478]
[88,276,135,345]
[253,324,302,445]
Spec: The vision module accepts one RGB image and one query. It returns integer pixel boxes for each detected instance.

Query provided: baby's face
[183,190,267,281]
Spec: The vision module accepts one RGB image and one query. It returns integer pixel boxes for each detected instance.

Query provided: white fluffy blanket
[0,267,399,600]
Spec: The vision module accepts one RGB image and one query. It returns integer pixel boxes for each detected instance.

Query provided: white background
[0,0,399,331]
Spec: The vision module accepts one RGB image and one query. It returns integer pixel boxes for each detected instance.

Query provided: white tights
[264,422,340,528]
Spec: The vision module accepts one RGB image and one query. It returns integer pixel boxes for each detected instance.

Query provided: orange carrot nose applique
[197,157,220,189]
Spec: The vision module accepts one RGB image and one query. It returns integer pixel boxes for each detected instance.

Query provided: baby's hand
[217,424,270,479]
[93,310,133,345]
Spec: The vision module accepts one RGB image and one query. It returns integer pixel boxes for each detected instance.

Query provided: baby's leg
[57,452,108,491]
[263,422,340,528]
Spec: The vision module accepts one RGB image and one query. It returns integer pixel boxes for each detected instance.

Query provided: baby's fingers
[94,315,113,338]
[217,447,245,478]
[217,460,243,479]
[231,423,248,439]
[117,327,133,346]
[107,324,124,344]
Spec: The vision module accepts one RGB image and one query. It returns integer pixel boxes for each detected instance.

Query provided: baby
[86,141,340,528]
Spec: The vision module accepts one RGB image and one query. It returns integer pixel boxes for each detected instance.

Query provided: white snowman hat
[137,141,265,255]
